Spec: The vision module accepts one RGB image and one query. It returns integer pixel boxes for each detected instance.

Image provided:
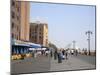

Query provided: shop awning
[12,43,41,48]
[12,44,31,48]
[12,39,42,48]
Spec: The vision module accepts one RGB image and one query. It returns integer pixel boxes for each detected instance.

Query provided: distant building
[11,0,30,41]
[30,21,48,46]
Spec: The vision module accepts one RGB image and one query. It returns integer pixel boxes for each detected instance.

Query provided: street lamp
[72,40,76,50]
[85,30,93,55]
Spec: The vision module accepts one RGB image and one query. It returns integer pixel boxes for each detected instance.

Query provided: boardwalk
[11,54,96,74]
[50,55,95,71]
[11,55,51,74]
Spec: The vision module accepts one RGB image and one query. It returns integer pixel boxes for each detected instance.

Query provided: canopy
[12,39,42,48]
[29,44,41,48]
[12,43,41,48]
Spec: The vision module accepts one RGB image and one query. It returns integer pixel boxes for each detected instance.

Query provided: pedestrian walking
[57,50,62,63]
[71,50,74,55]
[54,50,57,60]
[61,49,65,60]
[65,50,68,59]
[76,50,78,56]
[41,50,44,55]
[84,48,87,55]
[45,50,48,56]
[62,49,65,55]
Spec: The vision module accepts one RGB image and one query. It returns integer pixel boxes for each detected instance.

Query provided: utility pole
[72,40,76,50]
[86,30,92,55]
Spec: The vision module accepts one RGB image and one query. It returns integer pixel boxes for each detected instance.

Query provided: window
[17,15,19,20]
[12,34,14,39]
[17,25,19,31]
[32,36,34,38]
[12,0,15,6]
[19,32,20,40]
[15,35,18,40]
[17,36,18,40]
[16,2,20,12]
[39,32,41,35]
[12,11,15,18]
[39,36,42,39]
[17,7,20,12]
[35,36,36,39]
[34,39,36,42]
[35,27,37,31]
[40,28,41,31]
[12,22,14,28]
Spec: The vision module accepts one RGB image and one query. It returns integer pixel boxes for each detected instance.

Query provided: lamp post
[72,40,76,50]
[85,30,92,55]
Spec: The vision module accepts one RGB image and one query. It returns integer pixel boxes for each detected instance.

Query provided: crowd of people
[30,48,79,63]
[31,49,50,58]
[50,49,79,63]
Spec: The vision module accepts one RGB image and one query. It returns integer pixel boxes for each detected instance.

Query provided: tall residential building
[30,21,48,46]
[11,0,30,41]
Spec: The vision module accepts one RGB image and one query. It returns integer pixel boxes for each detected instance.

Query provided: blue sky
[30,2,96,50]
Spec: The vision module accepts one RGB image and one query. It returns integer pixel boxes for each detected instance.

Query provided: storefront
[11,39,42,60]
[12,44,30,55]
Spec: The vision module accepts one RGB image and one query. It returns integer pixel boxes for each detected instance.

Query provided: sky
[30,2,96,50]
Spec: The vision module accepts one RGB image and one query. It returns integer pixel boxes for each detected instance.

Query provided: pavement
[74,54,96,65]
[50,54,96,71]
[11,54,96,74]
[11,55,51,74]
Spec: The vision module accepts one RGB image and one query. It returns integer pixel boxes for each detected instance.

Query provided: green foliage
[48,42,58,51]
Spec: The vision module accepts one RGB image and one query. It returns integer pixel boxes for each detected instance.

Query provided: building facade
[30,21,48,46]
[11,0,30,41]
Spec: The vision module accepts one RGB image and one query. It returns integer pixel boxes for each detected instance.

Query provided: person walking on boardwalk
[57,50,62,63]
[65,50,68,60]
[71,49,74,55]
[54,50,57,60]
[62,49,65,55]
[75,50,78,56]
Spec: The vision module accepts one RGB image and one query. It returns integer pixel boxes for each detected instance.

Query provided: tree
[48,42,58,51]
